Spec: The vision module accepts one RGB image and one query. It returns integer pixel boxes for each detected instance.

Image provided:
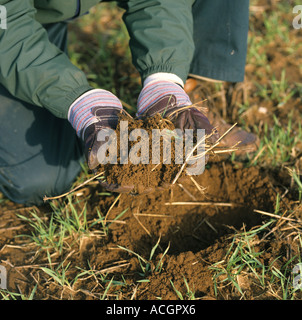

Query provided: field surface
[1,0,302,300]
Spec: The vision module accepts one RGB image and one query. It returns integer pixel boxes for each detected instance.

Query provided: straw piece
[43,171,104,201]
[165,201,237,207]
[253,209,298,222]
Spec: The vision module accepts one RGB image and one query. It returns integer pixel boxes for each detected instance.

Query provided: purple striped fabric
[68,89,122,138]
[137,80,192,116]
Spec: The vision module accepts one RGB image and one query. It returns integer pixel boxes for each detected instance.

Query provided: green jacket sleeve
[34,0,101,24]
[118,0,195,84]
[0,0,92,119]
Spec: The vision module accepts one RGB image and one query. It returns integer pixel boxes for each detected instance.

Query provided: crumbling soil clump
[98,113,188,192]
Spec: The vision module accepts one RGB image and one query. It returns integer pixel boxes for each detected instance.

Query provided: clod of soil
[98,113,205,193]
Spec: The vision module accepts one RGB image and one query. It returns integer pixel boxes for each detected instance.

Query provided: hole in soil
[160,206,264,255]
[124,163,279,256]
[133,206,266,256]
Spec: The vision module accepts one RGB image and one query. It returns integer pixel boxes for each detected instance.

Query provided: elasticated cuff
[140,64,190,88]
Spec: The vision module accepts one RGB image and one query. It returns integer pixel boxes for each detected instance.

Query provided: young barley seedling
[210,221,275,298]
[101,277,115,300]
[169,276,196,300]
[118,237,170,278]
[17,210,63,252]
[170,280,184,300]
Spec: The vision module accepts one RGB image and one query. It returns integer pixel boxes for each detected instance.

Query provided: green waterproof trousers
[0,23,85,205]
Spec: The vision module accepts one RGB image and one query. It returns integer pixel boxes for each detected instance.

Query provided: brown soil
[1,0,302,301]
[1,161,301,300]
[99,113,201,193]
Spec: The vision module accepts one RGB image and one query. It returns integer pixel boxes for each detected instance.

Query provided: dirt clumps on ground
[1,1,302,300]
[0,153,301,300]
[75,163,298,300]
